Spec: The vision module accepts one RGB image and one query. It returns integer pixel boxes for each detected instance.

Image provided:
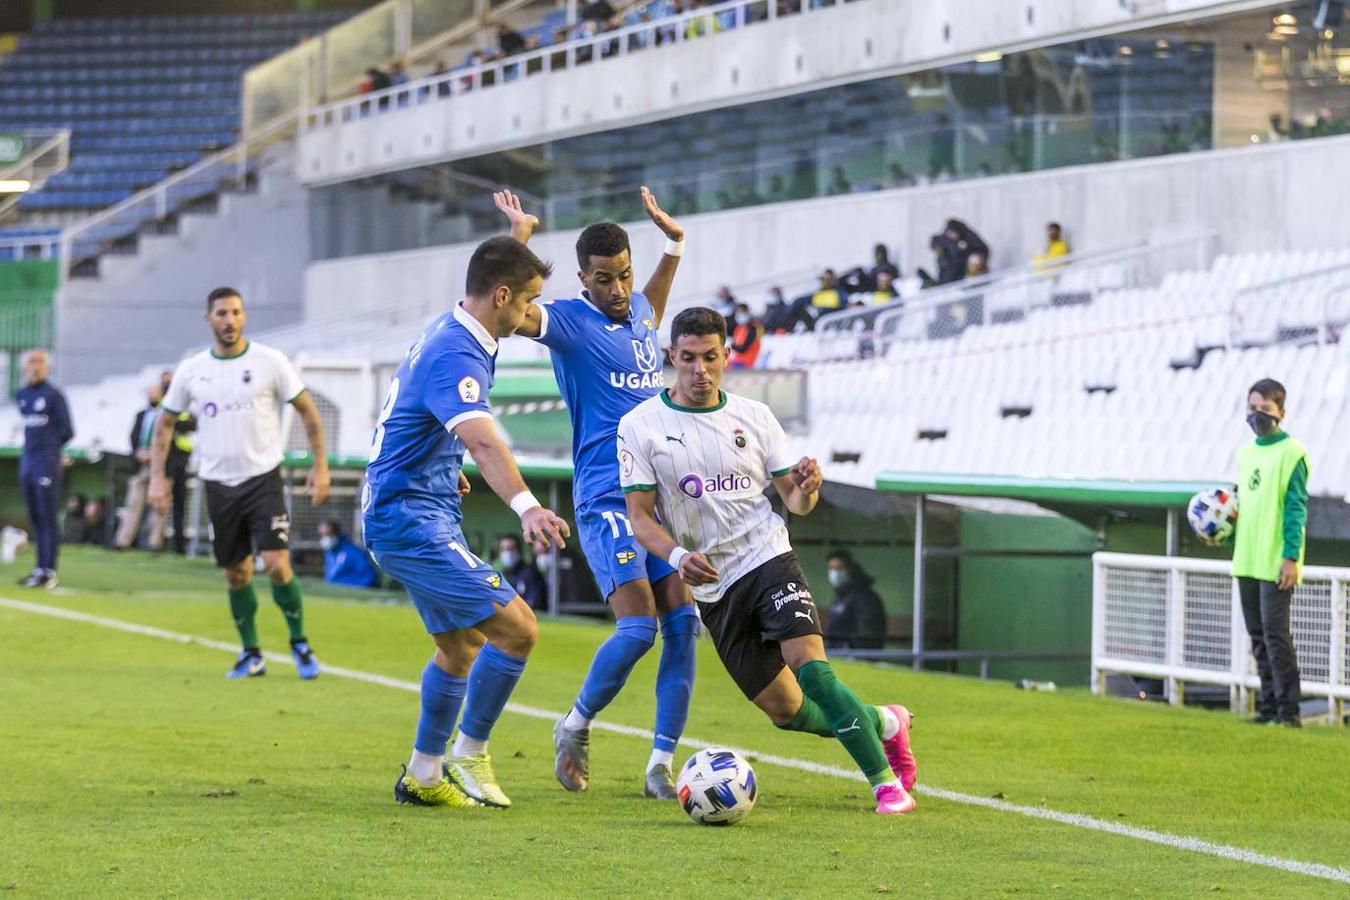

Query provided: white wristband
[668,546,690,569]
[509,491,541,518]
[663,238,686,258]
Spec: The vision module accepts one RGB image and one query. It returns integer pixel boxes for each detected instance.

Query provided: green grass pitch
[2,547,1347,897]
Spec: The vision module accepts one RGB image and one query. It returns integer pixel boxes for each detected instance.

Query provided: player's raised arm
[638,185,684,325]
[773,456,823,517]
[493,189,546,339]
[454,416,569,548]
[624,486,719,586]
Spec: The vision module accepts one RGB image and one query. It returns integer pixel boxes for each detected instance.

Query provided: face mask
[499,550,520,569]
[319,535,337,551]
[535,553,552,572]
[1246,411,1280,436]
[735,313,750,325]
[827,569,847,589]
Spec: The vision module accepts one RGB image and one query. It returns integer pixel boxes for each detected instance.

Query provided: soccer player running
[495,188,700,799]
[618,307,919,815]
[362,236,570,809]
[149,288,331,680]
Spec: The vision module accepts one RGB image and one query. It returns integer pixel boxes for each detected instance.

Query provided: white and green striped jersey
[617,389,796,603]
[162,341,306,487]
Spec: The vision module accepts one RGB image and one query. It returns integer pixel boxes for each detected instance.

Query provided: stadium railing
[0,129,70,220]
[300,0,825,134]
[1229,259,1350,347]
[57,114,296,269]
[1091,551,1348,725]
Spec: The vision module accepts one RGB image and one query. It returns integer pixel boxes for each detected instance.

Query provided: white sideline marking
[4,595,1349,886]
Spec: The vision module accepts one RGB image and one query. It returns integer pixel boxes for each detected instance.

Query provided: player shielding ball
[361,236,570,809]
[497,188,699,800]
[150,287,331,680]
[617,307,919,815]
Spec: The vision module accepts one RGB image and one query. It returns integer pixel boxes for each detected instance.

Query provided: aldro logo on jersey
[679,472,754,499]
[610,335,664,390]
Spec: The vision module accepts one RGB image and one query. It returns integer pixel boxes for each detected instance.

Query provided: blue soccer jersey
[533,291,675,595]
[363,303,498,547]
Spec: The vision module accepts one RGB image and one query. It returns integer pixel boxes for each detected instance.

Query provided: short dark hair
[321,518,344,536]
[498,534,522,551]
[1249,378,1287,411]
[827,548,854,566]
[206,286,241,310]
[1048,222,1062,231]
[465,236,552,298]
[670,306,728,345]
[575,222,630,270]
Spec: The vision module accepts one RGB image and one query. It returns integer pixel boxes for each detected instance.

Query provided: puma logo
[793,610,814,621]
[838,718,861,735]
[665,434,686,446]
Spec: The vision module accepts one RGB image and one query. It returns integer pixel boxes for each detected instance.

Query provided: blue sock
[458,643,529,741]
[653,606,698,752]
[574,616,657,720]
[414,659,467,756]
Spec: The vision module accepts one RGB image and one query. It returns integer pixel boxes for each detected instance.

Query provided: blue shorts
[577,494,677,600]
[370,530,519,635]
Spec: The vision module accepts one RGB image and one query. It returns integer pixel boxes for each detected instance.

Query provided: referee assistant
[150,287,332,680]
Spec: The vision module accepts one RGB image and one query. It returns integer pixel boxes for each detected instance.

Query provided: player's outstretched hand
[791,456,823,494]
[494,189,538,240]
[458,471,472,496]
[640,185,684,242]
[307,464,331,507]
[679,551,719,586]
[522,506,570,549]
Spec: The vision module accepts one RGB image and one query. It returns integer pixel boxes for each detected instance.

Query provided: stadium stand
[0,10,354,215]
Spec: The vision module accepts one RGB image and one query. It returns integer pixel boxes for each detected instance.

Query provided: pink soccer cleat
[881,704,917,791]
[873,782,916,815]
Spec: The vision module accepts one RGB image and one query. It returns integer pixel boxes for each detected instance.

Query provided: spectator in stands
[824,549,886,649]
[761,286,793,334]
[1232,379,1308,728]
[713,285,737,333]
[581,0,616,23]
[870,271,900,304]
[966,253,988,278]
[531,536,601,608]
[1032,222,1070,269]
[810,268,846,313]
[826,166,852,195]
[497,534,546,610]
[729,303,765,369]
[115,384,167,551]
[318,519,381,589]
[387,61,409,86]
[917,234,964,287]
[366,67,392,92]
[431,60,452,97]
[870,243,899,285]
[885,162,916,188]
[945,218,990,270]
[497,23,527,56]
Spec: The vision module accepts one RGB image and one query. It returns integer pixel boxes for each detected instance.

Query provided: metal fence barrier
[1091,551,1348,724]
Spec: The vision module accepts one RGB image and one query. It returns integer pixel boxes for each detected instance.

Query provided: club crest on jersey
[632,336,660,373]
[734,428,747,449]
[486,573,502,588]
[616,551,637,565]
[459,376,481,403]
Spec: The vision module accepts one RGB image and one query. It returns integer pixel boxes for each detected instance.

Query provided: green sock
[271,578,306,642]
[228,585,259,650]
[776,697,834,736]
[796,660,892,787]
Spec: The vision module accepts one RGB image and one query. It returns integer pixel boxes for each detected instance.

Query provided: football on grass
[677,748,757,826]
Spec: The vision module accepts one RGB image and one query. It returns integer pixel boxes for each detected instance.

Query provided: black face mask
[1246,411,1280,436]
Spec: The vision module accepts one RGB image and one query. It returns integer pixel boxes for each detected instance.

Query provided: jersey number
[601,510,633,538]
[370,377,401,463]
[448,541,478,568]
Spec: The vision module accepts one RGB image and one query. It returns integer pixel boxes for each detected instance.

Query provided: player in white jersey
[149,287,332,681]
[617,307,920,815]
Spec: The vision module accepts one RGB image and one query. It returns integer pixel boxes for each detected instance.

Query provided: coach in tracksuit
[15,349,74,589]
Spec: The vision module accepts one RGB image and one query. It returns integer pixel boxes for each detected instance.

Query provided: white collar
[453,302,499,355]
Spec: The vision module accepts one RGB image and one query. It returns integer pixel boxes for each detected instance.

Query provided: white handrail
[306,0,823,128]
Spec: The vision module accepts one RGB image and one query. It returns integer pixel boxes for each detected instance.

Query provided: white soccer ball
[1187,487,1239,547]
[676,748,758,826]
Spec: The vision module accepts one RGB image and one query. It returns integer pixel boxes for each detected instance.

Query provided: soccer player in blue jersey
[494,188,699,799]
[363,235,571,809]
